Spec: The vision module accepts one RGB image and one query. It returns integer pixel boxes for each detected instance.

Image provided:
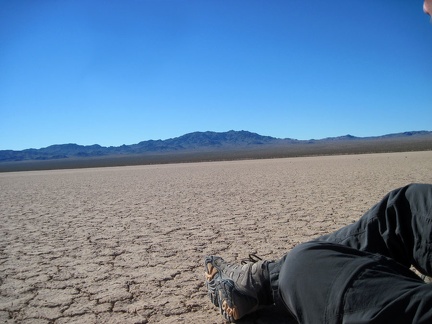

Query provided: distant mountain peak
[323,134,359,141]
[0,130,431,163]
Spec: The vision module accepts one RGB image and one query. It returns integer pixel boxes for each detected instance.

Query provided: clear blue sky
[1,0,431,150]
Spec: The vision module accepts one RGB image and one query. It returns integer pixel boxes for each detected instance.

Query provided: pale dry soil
[1,152,432,324]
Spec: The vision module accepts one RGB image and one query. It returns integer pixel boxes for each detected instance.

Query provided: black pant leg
[317,183,432,275]
[405,184,432,274]
[277,242,432,324]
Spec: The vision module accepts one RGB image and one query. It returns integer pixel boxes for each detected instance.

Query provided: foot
[216,279,260,322]
[204,255,272,321]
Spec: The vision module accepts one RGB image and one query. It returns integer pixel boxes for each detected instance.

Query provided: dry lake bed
[1,151,432,323]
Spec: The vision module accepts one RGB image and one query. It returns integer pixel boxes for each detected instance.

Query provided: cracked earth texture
[1,152,432,323]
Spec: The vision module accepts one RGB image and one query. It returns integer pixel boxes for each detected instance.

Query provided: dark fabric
[268,255,287,308]
[317,183,432,275]
[278,242,432,324]
[274,183,432,323]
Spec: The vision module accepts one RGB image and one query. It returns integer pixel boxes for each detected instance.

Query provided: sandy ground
[1,151,432,324]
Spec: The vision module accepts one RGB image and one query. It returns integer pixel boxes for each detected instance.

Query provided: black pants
[271,183,432,324]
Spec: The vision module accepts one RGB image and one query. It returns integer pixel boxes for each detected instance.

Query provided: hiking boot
[216,279,259,322]
[204,255,272,321]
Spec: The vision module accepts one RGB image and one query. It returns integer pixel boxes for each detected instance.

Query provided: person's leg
[278,241,432,324]
[205,241,432,323]
[317,183,432,275]
[204,184,432,321]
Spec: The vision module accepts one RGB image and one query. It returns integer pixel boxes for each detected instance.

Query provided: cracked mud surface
[1,152,432,323]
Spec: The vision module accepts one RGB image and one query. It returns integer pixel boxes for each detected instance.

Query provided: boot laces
[240,253,262,265]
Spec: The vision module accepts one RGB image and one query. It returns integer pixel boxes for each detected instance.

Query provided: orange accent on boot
[205,263,219,281]
[222,299,239,320]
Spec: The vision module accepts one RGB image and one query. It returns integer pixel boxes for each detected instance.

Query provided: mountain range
[1,130,431,172]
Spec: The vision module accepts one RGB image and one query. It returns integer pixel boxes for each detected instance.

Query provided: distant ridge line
[0,130,431,172]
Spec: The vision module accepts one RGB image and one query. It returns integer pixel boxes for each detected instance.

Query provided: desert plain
[1,151,432,324]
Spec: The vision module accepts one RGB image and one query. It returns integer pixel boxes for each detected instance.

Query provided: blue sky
[1,0,431,150]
